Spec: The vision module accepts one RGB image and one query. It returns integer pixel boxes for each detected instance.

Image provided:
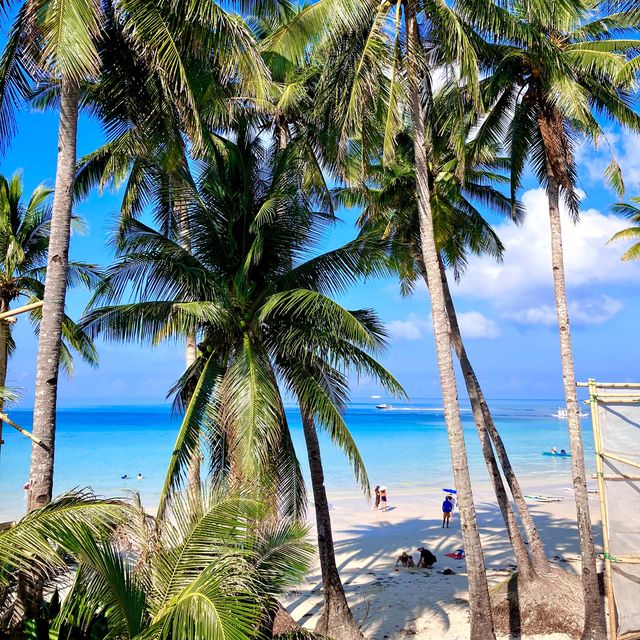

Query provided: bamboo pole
[0,412,46,448]
[578,382,640,389]
[600,451,640,471]
[0,300,43,321]
[589,378,617,640]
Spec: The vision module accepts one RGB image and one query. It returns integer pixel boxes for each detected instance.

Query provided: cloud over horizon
[450,188,640,326]
[387,311,499,341]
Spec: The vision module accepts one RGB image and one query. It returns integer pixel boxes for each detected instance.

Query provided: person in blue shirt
[442,495,454,528]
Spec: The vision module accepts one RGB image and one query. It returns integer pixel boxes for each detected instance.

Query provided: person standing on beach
[380,486,388,511]
[442,495,454,528]
[374,485,381,510]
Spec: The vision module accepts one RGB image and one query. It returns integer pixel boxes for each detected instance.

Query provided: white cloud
[387,311,499,340]
[387,314,430,340]
[454,188,640,308]
[457,311,500,338]
[577,131,640,191]
[506,295,624,327]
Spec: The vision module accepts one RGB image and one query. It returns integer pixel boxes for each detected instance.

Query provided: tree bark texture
[435,259,536,580]
[176,195,201,500]
[27,76,80,512]
[404,3,495,638]
[545,170,606,640]
[301,410,363,640]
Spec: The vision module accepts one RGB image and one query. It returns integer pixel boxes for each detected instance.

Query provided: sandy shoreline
[282,478,603,639]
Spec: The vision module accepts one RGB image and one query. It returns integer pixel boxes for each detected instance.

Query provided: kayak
[542,452,571,457]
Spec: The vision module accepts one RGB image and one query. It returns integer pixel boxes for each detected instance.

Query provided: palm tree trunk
[176,197,201,500]
[27,76,80,513]
[545,170,606,640]
[435,257,550,575]
[0,298,8,453]
[428,258,536,580]
[301,410,363,640]
[185,332,201,500]
[404,4,495,637]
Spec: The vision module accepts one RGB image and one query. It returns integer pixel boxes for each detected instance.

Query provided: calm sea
[0,399,595,520]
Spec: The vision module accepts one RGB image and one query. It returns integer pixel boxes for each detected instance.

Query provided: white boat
[552,407,588,419]
[376,403,392,410]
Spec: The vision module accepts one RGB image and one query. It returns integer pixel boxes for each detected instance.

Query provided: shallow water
[0,398,595,519]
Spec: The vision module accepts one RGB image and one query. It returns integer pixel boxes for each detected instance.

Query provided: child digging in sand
[395,552,416,568]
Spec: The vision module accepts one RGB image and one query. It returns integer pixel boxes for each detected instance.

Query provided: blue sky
[2,106,640,407]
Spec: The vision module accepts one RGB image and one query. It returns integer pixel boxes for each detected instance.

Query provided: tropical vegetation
[0,0,639,638]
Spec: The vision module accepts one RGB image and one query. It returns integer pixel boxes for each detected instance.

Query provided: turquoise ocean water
[0,399,596,520]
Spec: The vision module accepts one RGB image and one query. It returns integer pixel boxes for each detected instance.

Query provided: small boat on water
[375,403,392,410]
[542,451,571,457]
[552,407,588,419]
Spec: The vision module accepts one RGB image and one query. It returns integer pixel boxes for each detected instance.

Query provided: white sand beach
[282,479,602,639]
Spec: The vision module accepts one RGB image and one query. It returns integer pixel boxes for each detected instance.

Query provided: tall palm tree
[0,171,98,451]
[0,2,214,611]
[473,2,640,636]
[82,128,403,638]
[0,0,260,515]
[609,196,640,260]
[282,1,498,634]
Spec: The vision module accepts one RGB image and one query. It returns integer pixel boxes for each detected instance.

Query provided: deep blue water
[0,399,595,519]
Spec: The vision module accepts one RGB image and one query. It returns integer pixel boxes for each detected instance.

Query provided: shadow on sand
[284,498,597,639]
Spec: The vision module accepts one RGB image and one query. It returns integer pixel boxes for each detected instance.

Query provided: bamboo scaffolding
[600,451,640,471]
[578,382,640,389]
[0,300,43,321]
[0,300,44,448]
[589,378,618,640]
[0,412,46,447]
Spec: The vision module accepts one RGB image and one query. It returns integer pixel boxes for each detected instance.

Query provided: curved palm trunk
[301,410,363,640]
[185,332,201,501]
[437,259,550,575]
[404,4,495,638]
[545,171,606,640]
[177,197,201,501]
[27,76,80,513]
[431,259,536,580]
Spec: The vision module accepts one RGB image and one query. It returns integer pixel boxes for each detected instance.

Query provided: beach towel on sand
[445,549,465,560]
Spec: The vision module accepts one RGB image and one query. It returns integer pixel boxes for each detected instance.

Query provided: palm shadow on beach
[286,499,594,639]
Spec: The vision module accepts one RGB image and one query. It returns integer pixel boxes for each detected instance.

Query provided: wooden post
[0,300,44,453]
[0,300,44,322]
[0,412,47,448]
[588,378,617,640]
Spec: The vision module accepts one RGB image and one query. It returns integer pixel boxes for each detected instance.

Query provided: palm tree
[609,196,640,260]
[81,128,403,638]
[0,171,98,452]
[0,487,314,638]
[473,2,640,635]
[284,1,497,634]
[0,0,248,515]
[0,490,125,628]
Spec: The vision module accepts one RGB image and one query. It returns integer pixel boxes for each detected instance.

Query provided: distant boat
[552,407,588,419]
[376,403,392,410]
